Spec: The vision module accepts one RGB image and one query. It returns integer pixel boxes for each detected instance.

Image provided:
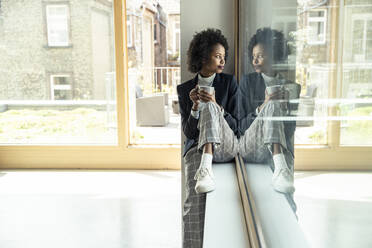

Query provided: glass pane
[239,1,329,145]
[54,90,73,100]
[54,77,70,85]
[126,0,180,145]
[309,21,325,43]
[341,2,372,146]
[352,20,364,56]
[367,20,372,60]
[0,1,117,145]
[309,10,325,17]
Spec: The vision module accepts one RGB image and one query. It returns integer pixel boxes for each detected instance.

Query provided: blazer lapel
[212,73,222,102]
[254,73,266,107]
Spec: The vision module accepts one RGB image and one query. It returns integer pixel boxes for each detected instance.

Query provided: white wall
[180,0,235,82]
[180,0,235,215]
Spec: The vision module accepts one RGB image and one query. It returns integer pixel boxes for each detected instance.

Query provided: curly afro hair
[187,28,229,73]
[248,28,288,65]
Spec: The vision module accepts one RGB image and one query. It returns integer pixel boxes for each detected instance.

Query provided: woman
[177,28,239,248]
[239,28,300,200]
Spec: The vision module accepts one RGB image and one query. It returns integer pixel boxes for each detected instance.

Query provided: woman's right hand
[259,89,286,112]
[189,85,200,110]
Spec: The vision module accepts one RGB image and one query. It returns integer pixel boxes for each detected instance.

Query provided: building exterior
[126,0,180,96]
[0,0,114,101]
[0,0,180,101]
[296,0,372,99]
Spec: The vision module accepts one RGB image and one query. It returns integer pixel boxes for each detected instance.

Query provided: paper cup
[199,86,214,94]
[266,85,282,95]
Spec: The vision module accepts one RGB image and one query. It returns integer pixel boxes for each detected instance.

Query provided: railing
[152,66,181,95]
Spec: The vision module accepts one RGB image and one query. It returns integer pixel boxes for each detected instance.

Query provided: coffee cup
[266,85,282,95]
[199,86,214,94]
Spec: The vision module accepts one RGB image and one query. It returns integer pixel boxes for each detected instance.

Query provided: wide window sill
[43,44,73,49]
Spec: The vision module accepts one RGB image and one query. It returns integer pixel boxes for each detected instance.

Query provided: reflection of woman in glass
[239,28,300,201]
[177,29,239,248]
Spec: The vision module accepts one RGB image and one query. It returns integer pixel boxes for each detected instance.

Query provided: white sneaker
[272,167,295,194]
[194,164,215,194]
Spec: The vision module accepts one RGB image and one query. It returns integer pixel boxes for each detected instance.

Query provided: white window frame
[50,74,72,100]
[173,21,180,54]
[351,14,372,62]
[46,4,70,47]
[307,9,327,45]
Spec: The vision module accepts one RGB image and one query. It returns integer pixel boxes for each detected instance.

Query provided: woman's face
[201,43,226,75]
[252,43,272,74]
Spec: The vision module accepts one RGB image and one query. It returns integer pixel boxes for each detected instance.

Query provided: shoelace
[194,167,213,181]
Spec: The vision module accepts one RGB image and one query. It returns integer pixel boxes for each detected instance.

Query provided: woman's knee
[200,101,219,115]
[262,100,281,114]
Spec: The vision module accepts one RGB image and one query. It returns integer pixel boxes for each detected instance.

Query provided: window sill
[44,44,73,49]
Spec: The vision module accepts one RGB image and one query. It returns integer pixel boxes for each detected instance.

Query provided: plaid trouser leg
[239,100,288,163]
[197,102,221,152]
[197,102,239,162]
[183,147,205,248]
[239,100,297,212]
[183,102,239,248]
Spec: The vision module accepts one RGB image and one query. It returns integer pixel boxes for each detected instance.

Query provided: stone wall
[0,0,113,100]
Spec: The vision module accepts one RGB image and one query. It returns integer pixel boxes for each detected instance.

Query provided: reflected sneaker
[194,163,215,194]
[272,153,295,194]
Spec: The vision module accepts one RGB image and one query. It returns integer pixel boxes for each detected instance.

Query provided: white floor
[0,171,181,248]
[0,170,371,248]
[294,171,372,248]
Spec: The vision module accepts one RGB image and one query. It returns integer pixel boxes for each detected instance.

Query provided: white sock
[273,153,288,170]
[200,153,213,169]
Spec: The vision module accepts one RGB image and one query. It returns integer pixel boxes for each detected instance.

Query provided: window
[238,0,372,169]
[127,15,133,47]
[0,0,180,170]
[126,0,181,145]
[46,4,69,47]
[351,15,372,62]
[154,23,158,42]
[50,75,72,100]
[173,21,180,54]
[307,9,327,45]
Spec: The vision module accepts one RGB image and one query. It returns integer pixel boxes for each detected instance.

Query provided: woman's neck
[199,69,215,78]
[262,69,276,77]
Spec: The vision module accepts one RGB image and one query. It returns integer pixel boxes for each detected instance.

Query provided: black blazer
[177,73,239,156]
[238,72,266,134]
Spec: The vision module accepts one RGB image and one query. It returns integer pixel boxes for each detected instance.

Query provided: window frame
[237,0,372,170]
[307,9,327,45]
[50,74,73,100]
[45,3,71,47]
[351,13,372,62]
[0,0,180,170]
[1,0,372,170]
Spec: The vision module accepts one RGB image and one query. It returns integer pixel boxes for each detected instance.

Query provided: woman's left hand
[198,89,216,103]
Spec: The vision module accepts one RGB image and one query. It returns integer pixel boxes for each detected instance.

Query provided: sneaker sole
[272,181,295,194]
[195,184,215,194]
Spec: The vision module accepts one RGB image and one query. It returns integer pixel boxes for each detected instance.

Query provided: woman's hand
[189,85,200,110]
[198,89,216,103]
[258,89,286,112]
